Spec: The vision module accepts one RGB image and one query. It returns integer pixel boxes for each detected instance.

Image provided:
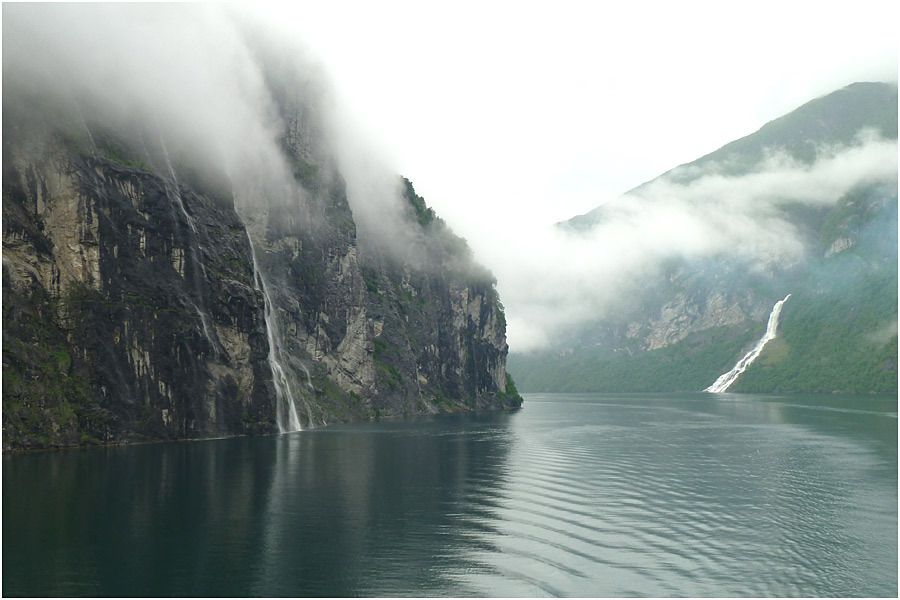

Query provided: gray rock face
[3,138,275,448]
[825,236,854,257]
[2,95,519,451]
[640,290,757,350]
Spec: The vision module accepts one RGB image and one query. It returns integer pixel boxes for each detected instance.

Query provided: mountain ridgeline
[2,60,521,450]
[510,82,898,394]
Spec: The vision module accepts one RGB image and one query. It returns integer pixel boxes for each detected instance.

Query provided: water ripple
[3,393,896,597]
[443,394,897,597]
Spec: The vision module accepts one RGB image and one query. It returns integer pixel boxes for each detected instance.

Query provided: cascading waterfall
[245,231,303,433]
[705,293,791,393]
[191,301,221,359]
[298,358,315,390]
[158,134,197,233]
[155,133,220,358]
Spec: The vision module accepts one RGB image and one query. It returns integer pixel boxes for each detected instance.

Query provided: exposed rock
[643,290,753,350]
[2,88,519,451]
[825,236,854,257]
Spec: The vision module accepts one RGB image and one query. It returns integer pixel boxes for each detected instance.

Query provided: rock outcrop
[2,78,520,451]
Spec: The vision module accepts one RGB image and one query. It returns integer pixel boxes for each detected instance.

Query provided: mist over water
[4,393,896,597]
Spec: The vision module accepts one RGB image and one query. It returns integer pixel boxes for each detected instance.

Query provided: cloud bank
[2,3,414,251]
[3,4,897,354]
[496,135,898,350]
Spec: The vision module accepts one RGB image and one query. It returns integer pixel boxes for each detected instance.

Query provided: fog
[497,135,898,349]
[3,3,897,352]
[2,3,414,253]
[4,5,281,187]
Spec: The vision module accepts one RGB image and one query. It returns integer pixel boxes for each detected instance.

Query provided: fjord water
[3,393,896,597]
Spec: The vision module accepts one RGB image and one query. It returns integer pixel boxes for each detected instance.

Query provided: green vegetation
[734,271,897,393]
[539,82,898,395]
[494,372,523,406]
[399,176,495,285]
[3,285,113,449]
[504,372,520,397]
[93,131,150,171]
[375,361,403,390]
[512,265,897,395]
[401,177,436,227]
[362,267,381,295]
[278,138,320,189]
[732,184,898,394]
[373,337,403,390]
[100,147,149,171]
[317,378,373,422]
[373,337,390,361]
[510,324,759,393]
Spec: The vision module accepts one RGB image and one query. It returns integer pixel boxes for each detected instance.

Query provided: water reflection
[3,412,516,596]
[3,395,896,597]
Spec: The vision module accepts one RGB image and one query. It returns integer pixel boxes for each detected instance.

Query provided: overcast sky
[249,0,900,348]
[261,0,897,222]
[7,1,895,351]
[254,0,899,348]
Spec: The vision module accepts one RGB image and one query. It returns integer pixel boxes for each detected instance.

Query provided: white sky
[261,0,897,225]
[252,0,899,349]
[4,2,895,352]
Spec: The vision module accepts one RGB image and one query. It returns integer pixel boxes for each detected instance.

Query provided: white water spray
[191,301,220,359]
[298,360,314,391]
[154,133,225,368]
[246,231,303,433]
[705,293,791,393]
[158,135,198,233]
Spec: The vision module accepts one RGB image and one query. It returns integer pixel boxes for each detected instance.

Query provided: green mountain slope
[511,82,898,394]
[565,81,898,231]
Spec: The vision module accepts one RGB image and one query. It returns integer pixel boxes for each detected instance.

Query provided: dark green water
[3,393,897,597]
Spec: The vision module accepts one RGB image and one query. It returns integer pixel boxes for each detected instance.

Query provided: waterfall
[191,301,220,359]
[705,293,791,393]
[153,134,224,363]
[245,231,303,433]
[158,134,198,233]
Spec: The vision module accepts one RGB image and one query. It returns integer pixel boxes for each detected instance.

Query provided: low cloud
[865,319,899,346]
[2,3,415,253]
[4,4,287,189]
[3,5,896,355]
[495,134,897,350]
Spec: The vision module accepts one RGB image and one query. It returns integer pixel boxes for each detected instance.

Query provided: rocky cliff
[2,64,520,451]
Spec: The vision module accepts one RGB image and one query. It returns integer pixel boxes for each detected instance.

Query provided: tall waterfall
[158,134,197,233]
[245,231,303,433]
[191,301,221,359]
[705,293,791,393]
[154,134,223,359]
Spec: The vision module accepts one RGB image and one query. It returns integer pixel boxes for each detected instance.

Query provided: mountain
[2,28,521,450]
[510,82,898,394]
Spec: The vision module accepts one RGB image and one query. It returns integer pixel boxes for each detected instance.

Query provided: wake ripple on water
[445,396,897,597]
[2,394,894,597]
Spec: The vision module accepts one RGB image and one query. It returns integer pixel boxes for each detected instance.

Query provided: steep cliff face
[2,85,520,451]
[358,180,517,416]
[3,125,275,448]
